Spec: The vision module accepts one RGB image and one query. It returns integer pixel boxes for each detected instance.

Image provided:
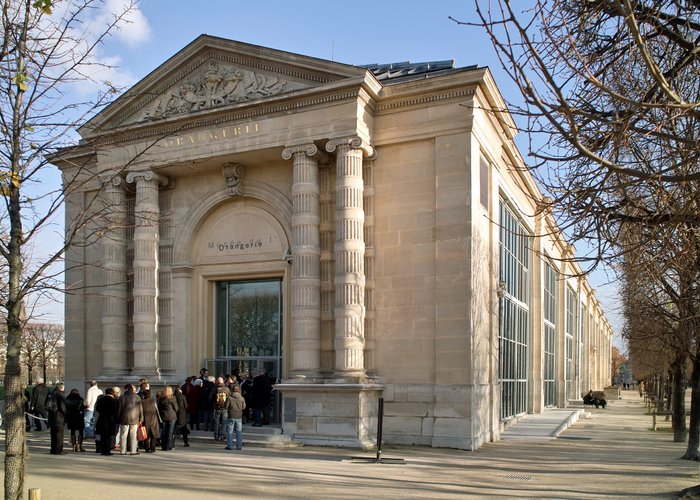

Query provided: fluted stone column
[326,136,375,379]
[101,176,129,377]
[282,144,328,380]
[126,169,168,378]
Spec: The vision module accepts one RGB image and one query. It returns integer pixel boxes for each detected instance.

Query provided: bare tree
[22,323,63,383]
[0,1,142,497]
[610,346,627,385]
[465,1,700,262]
[465,0,700,467]
[619,226,697,444]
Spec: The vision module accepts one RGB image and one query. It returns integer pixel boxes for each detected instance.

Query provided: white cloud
[95,0,151,48]
[37,1,151,96]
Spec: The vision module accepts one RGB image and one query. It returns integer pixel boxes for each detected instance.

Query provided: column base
[129,368,162,381]
[287,371,324,384]
[276,382,383,449]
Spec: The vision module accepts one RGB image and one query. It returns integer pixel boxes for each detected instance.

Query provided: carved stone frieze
[140,61,288,122]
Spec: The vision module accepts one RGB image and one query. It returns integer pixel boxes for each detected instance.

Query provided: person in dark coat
[174,385,190,447]
[95,387,118,455]
[199,376,216,432]
[140,389,160,453]
[250,369,272,427]
[30,378,50,431]
[238,371,253,424]
[65,388,86,452]
[46,383,67,455]
[158,386,178,451]
[186,378,202,430]
[24,388,31,431]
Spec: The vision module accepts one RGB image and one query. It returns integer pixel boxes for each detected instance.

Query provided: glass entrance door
[211,279,282,423]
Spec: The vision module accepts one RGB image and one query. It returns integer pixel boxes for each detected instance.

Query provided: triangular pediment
[81,35,368,136]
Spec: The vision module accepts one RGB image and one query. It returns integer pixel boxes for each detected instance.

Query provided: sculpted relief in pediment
[138,61,298,122]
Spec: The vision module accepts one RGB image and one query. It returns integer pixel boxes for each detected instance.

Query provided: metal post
[376,397,384,462]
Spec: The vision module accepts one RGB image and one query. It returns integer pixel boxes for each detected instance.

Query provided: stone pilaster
[126,169,168,378]
[282,144,328,381]
[101,176,129,377]
[325,136,375,379]
[363,156,376,376]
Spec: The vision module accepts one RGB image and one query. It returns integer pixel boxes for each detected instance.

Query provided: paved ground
[2,390,698,499]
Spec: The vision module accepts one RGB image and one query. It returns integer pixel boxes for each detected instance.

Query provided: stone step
[186,425,301,448]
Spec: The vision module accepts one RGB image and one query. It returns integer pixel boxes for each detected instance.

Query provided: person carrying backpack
[212,377,230,441]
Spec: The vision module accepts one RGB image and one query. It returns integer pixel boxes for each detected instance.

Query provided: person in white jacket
[84,380,103,439]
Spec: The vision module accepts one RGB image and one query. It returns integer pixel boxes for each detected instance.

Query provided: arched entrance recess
[174,183,292,423]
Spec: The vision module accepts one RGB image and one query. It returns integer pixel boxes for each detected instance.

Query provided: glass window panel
[498,200,530,419]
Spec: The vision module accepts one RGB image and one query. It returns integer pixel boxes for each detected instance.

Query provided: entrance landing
[501,408,583,440]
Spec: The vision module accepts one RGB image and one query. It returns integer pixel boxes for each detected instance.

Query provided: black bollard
[350,395,403,464]
[376,397,384,462]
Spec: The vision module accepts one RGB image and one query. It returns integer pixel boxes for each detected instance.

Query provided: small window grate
[502,474,533,481]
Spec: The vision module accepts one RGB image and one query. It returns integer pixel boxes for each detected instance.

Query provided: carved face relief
[140,61,288,122]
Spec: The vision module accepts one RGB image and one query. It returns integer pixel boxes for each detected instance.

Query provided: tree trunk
[682,355,700,459]
[5,200,26,498]
[672,353,688,443]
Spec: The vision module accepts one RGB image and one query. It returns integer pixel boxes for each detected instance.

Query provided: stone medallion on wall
[194,202,287,265]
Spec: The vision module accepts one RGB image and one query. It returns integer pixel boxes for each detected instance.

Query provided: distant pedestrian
[84,380,102,439]
[46,383,67,455]
[65,388,86,452]
[140,389,160,453]
[199,376,216,431]
[213,377,231,441]
[117,384,143,455]
[158,386,178,451]
[225,385,246,451]
[112,386,122,451]
[30,378,49,431]
[250,368,272,427]
[186,378,202,430]
[95,387,118,455]
[174,385,190,447]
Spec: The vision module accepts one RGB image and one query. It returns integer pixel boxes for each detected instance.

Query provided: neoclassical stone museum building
[53,35,613,450]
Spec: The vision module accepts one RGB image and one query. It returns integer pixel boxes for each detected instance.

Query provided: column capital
[98,174,127,190]
[125,169,170,187]
[282,143,331,165]
[325,136,376,160]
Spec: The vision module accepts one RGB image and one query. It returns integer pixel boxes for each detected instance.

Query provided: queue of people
[30,369,276,456]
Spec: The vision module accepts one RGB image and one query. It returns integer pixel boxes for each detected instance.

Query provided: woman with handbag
[140,389,161,453]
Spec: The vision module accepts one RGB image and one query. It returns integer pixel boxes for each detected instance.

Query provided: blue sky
[113,1,503,86]
[38,0,623,347]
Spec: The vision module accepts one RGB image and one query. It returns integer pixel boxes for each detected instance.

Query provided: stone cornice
[89,85,367,148]
[375,87,476,113]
